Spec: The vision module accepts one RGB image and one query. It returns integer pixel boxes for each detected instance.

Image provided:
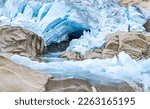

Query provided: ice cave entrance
[46,29,90,53]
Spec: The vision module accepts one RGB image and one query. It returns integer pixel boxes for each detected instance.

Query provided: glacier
[0,0,150,53]
[1,0,150,91]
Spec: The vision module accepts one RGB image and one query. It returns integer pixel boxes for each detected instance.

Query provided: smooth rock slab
[95,82,135,92]
[0,56,50,92]
[45,78,93,92]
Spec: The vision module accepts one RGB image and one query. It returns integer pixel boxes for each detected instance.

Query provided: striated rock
[0,26,44,57]
[45,78,93,92]
[0,56,51,92]
[101,32,150,59]
[61,32,150,60]
[120,0,150,12]
[104,32,150,59]
[143,19,150,32]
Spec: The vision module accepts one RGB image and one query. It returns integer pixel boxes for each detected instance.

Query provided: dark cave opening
[46,29,90,53]
[68,30,87,41]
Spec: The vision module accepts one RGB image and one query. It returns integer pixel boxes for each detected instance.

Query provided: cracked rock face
[0,26,45,58]
[0,56,50,92]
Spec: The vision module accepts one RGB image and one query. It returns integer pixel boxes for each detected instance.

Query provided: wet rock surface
[144,19,150,32]
[0,26,45,57]
[46,41,70,53]
[61,32,150,60]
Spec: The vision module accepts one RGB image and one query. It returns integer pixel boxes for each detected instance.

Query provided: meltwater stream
[10,52,150,91]
[1,0,150,91]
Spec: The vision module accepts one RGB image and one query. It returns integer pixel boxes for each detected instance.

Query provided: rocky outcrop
[84,49,103,59]
[0,26,44,58]
[61,49,102,60]
[95,82,141,92]
[104,32,150,59]
[45,78,93,92]
[61,52,84,60]
[120,0,150,12]
[143,19,150,32]
[0,56,51,92]
[61,32,150,60]
[44,77,142,92]
[0,26,52,92]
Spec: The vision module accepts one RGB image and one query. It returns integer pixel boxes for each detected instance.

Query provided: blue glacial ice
[0,0,150,53]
